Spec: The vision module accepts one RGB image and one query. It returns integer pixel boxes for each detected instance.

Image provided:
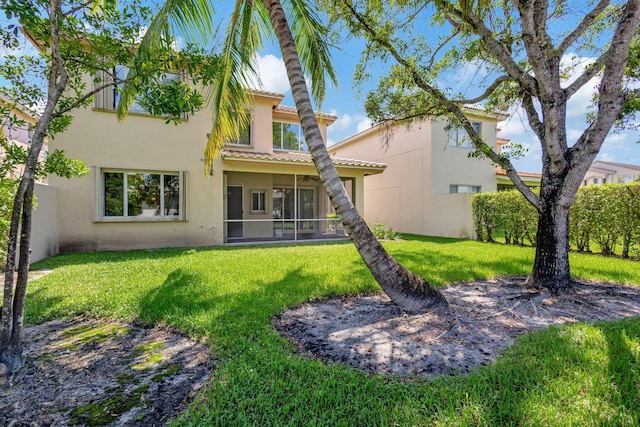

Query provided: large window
[272,122,308,151]
[100,169,184,220]
[449,121,481,149]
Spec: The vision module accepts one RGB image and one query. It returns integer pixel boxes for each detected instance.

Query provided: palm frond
[202,0,267,173]
[283,0,338,107]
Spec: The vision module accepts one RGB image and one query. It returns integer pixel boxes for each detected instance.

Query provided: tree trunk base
[0,347,23,386]
[525,275,575,294]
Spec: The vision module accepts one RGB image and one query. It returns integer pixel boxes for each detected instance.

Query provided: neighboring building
[495,137,542,190]
[0,94,57,263]
[49,85,385,253]
[0,94,48,182]
[330,107,507,239]
[582,160,640,185]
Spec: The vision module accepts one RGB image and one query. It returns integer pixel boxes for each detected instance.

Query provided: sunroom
[221,150,386,244]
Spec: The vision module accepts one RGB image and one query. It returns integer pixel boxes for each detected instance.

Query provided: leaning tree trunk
[263,0,446,312]
[1,0,68,376]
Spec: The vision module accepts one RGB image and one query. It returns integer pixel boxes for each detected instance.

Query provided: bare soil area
[0,318,213,426]
[274,277,640,377]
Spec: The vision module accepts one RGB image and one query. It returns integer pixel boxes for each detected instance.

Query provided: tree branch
[444,3,539,97]
[558,0,610,54]
[571,0,640,158]
[564,53,607,99]
[342,0,540,209]
[458,75,512,104]
[520,91,545,142]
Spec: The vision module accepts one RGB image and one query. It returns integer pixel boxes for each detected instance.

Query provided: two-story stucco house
[330,107,508,239]
[49,86,385,253]
[582,160,640,185]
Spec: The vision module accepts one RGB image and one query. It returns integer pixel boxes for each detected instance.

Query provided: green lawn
[29,235,640,426]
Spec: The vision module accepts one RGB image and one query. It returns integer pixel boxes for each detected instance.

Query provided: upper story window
[94,66,182,117]
[98,168,185,221]
[228,117,251,146]
[113,66,181,114]
[273,122,308,152]
[449,121,481,149]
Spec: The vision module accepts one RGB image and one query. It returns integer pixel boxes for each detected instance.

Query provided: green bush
[472,182,640,257]
[0,178,16,269]
[472,190,537,245]
[371,223,401,240]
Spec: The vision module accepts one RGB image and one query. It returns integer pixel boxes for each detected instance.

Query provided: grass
[27,235,640,426]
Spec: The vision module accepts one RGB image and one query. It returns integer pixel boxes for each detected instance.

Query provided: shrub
[371,223,401,240]
[472,182,640,257]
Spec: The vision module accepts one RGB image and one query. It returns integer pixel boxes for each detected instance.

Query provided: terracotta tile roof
[273,105,338,121]
[222,149,386,169]
[248,88,285,99]
[496,169,542,179]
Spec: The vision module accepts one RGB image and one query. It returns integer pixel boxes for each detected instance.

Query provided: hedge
[472,182,640,258]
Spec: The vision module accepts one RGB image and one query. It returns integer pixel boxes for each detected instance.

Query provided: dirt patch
[274,278,640,377]
[1,318,213,426]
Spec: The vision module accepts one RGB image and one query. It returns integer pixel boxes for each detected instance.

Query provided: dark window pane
[104,172,124,216]
[164,174,180,216]
[282,123,299,150]
[272,122,281,150]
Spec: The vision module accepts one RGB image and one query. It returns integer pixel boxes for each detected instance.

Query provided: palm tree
[123,0,447,311]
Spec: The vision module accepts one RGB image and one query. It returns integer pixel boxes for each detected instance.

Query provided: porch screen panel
[298,188,314,230]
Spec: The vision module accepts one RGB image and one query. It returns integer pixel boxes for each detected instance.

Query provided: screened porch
[223,172,354,244]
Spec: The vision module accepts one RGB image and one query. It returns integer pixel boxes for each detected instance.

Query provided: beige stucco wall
[31,183,59,262]
[49,79,345,252]
[331,114,500,239]
[50,105,224,252]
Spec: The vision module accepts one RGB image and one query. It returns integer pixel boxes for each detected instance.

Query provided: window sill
[273,148,310,153]
[226,143,253,149]
[95,217,186,223]
[92,108,188,122]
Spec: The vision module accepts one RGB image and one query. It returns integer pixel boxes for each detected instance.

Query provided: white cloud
[250,54,290,94]
[332,111,353,131]
[560,54,599,118]
[356,117,372,133]
[326,138,337,147]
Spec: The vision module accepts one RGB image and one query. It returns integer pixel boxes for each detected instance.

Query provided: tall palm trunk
[262,0,446,312]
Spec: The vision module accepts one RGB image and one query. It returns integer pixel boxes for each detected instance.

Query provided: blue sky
[251,27,640,174]
[2,4,639,174]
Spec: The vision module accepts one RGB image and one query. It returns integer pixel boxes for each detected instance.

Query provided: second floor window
[273,122,308,151]
[229,117,251,146]
[449,121,481,149]
[111,66,181,115]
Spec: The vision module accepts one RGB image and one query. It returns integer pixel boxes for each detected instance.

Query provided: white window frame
[250,189,267,214]
[449,121,482,149]
[94,167,187,222]
[450,184,481,194]
[272,121,308,152]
